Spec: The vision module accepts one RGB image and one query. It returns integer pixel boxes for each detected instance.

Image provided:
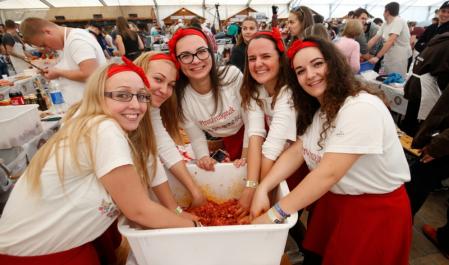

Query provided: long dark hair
[174,27,239,122]
[287,5,315,46]
[292,37,386,148]
[116,16,137,41]
[241,33,298,112]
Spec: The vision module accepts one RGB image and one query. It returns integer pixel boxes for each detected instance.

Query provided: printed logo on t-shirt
[98,199,120,218]
[336,130,344,137]
[198,106,243,132]
[303,147,321,169]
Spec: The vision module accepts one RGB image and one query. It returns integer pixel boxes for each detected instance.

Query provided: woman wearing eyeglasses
[287,5,315,46]
[168,27,246,172]
[0,58,198,264]
[134,52,206,208]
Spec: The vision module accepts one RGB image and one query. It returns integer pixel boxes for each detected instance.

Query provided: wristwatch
[244,179,258,189]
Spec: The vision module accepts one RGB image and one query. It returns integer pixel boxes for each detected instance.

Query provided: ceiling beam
[152,0,160,23]
[98,0,107,6]
[39,0,54,8]
[246,0,253,8]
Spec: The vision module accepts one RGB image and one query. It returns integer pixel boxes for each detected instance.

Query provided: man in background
[21,17,106,105]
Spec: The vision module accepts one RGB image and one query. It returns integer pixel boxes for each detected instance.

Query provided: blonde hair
[342,19,363,39]
[134,52,183,145]
[20,17,57,43]
[25,64,157,194]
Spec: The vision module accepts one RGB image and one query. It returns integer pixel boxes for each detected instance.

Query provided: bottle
[40,79,52,109]
[8,87,25,105]
[35,89,48,111]
[49,81,66,114]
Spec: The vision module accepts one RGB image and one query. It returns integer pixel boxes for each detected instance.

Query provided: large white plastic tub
[0,104,43,149]
[118,163,298,265]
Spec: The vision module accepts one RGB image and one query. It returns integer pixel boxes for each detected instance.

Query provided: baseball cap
[441,1,449,10]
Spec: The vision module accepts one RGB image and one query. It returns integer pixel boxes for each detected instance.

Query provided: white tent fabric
[0,0,444,25]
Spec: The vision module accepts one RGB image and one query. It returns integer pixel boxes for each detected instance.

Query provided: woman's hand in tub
[196,156,216,171]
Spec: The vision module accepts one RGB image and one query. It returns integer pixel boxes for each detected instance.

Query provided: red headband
[149,53,180,69]
[168,28,208,61]
[287,40,319,66]
[149,53,180,80]
[254,27,285,52]
[107,56,151,89]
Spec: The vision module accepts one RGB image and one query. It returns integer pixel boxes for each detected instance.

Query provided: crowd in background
[0,1,449,264]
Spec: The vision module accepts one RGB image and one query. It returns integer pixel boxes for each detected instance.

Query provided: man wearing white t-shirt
[367,2,412,78]
[20,17,106,105]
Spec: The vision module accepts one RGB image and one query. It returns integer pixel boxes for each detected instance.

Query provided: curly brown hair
[240,33,299,112]
[292,37,387,149]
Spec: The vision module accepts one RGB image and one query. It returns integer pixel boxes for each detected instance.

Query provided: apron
[9,37,29,74]
[412,73,442,120]
[383,44,411,79]
[54,27,86,106]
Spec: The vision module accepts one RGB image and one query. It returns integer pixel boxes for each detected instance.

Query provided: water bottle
[49,81,66,114]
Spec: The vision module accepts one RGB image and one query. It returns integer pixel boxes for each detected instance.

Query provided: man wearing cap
[415,1,449,52]
[20,17,106,106]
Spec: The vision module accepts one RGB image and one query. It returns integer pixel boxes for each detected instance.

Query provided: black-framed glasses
[291,6,305,18]
[104,91,151,103]
[177,47,210,64]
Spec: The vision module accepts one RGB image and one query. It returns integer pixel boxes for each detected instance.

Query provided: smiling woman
[240,28,308,212]
[134,51,207,209]
[249,38,412,265]
[0,59,196,264]
[167,27,246,173]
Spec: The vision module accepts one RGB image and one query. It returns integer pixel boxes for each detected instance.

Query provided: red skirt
[222,125,245,161]
[303,185,412,265]
[0,220,121,265]
[0,243,100,265]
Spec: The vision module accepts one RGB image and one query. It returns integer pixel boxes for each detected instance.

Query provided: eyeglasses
[177,47,210,64]
[104,91,151,103]
[291,6,305,19]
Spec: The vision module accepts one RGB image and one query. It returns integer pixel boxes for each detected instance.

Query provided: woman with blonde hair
[115,16,144,60]
[335,19,363,73]
[134,51,206,207]
[0,58,197,264]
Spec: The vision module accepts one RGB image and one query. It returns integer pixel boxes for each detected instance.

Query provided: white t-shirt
[376,16,412,78]
[300,93,410,194]
[0,120,132,255]
[151,107,183,169]
[182,65,246,158]
[247,85,297,161]
[55,28,107,106]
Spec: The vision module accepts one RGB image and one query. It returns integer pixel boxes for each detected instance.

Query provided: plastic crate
[0,104,43,149]
[118,163,298,265]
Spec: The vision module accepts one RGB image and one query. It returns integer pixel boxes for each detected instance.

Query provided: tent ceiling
[1,0,442,8]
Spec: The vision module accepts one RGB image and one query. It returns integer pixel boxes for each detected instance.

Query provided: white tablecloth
[364,79,408,115]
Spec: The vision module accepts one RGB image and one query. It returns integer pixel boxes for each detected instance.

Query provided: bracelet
[244,179,258,189]
[175,206,183,215]
[274,203,291,219]
[267,208,284,224]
